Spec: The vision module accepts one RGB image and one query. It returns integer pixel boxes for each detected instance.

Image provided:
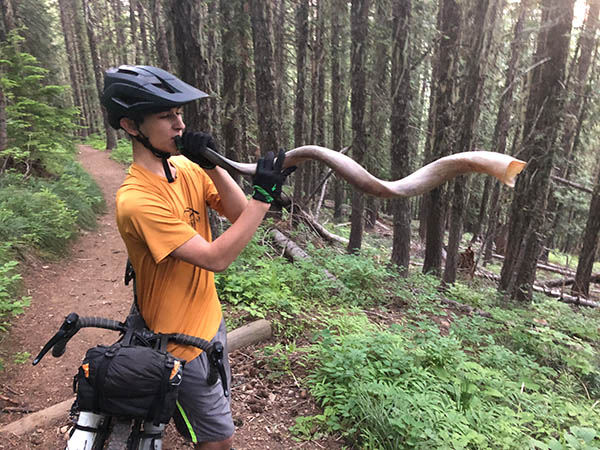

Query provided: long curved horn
[201,145,526,198]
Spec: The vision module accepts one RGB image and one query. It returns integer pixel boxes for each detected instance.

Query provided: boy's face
[137,106,185,154]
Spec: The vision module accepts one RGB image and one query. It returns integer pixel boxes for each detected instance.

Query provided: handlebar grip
[169,333,212,352]
[78,316,124,332]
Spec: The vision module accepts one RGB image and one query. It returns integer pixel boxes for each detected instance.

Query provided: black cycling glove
[176,131,217,170]
[252,149,296,204]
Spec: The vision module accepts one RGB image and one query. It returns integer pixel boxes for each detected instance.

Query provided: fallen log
[0,319,272,437]
[299,211,349,245]
[492,253,576,277]
[543,273,600,288]
[270,228,337,280]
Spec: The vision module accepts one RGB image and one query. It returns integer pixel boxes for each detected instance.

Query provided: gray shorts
[172,320,234,443]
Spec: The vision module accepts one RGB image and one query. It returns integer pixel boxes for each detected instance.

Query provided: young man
[101,65,293,450]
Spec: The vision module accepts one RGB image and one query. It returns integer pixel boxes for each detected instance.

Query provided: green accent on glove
[252,185,274,203]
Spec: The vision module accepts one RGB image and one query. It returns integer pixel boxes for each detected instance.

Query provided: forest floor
[0,145,343,449]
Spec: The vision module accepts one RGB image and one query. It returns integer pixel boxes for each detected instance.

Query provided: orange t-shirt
[116,156,226,361]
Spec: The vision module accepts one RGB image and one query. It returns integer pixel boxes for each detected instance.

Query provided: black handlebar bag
[73,314,185,425]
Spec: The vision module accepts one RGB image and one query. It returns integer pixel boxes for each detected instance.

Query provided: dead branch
[551,175,593,194]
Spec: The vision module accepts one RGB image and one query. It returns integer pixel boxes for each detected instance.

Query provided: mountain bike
[33,311,227,450]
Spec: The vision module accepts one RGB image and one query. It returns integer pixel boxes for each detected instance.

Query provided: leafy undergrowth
[217,222,600,450]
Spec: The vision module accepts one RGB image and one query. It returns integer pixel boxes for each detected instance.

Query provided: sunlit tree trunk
[150,0,171,71]
[293,0,309,202]
[572,162,600,297]
[499,0,575,301]
[390,0,413,275]
[422,0,461,275]
[347,0,370,254]
[83,0,117,149]
[443,0,490,284]
[482,0,530,264]
[249,0,279,154]
[365,0,390,231]
[169,0,211,132]
[331,0,348,221]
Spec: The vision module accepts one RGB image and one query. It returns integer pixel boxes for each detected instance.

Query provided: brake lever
[32,312,80,365]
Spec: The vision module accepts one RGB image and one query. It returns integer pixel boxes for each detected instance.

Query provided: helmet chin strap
[133,129,175,183]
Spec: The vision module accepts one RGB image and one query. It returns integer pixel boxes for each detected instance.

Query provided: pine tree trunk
[572,164,600,297]
[390,0,413,276]
[482,0,530,264]
[365,0,389,231]
[137,1,150,63]
[150,0,171,70]
[58,0,85,133]
[83,0,117,149]
[0,0,16,40]
[422,0,461,275]
[129,0,139,64]
[331,0,347,221]
[169,0,211,132]
[110,0,127,63]
[274,0,288,148]
[249,0,279,154]
[293,0,309,202]
[443,0,489,284]
[499,0,575,302]
[347,0,370,254]
[220,0,249,183]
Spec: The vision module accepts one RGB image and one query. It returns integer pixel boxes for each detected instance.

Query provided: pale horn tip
[503,159,527,188]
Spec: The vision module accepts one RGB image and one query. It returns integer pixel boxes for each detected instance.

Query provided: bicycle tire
[105,418,131,450]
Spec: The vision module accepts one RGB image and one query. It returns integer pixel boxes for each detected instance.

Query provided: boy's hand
[177,131,217,170]
[252,149,296,204]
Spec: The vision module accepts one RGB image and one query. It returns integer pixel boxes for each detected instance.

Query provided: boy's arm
[204,166,247,223]
[170,199,269,272]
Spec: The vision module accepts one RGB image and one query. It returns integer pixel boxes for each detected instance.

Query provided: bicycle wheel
[104,418,131,450]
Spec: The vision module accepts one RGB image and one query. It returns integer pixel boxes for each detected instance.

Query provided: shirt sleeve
[120,191,197,264]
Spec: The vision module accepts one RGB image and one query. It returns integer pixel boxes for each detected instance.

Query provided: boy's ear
[120,117,138,136]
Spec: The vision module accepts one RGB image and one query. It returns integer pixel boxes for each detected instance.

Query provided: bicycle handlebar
[33,313,212,365]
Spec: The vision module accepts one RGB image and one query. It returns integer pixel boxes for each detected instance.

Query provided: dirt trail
[0,146,341,449]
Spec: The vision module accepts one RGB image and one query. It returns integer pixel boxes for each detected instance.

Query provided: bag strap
[93,345,118,412]
[148,352,174,425]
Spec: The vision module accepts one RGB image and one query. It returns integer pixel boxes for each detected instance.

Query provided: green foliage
[13,351,31,365]
[0,31,79,176]
[298,317,600,449]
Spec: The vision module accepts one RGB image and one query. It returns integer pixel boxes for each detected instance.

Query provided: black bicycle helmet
[101,65,208,183]
[101,65,208,130]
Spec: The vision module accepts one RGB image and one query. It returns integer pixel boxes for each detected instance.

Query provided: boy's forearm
[206,166,248,222]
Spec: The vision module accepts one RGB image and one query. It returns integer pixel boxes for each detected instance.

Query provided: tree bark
[572,164,600,297]
[111,0,127,64]
[422,0,461,275]
[168,0,211,132]
[347,0,370,254]
[137,1,150,63]
[330,0,347,220]
[389,0,413,276]
[482,0,530,264]
[443,0,490,284]
[365,0,390,231]
[58,0,85,133]
[220,0,248,183]
[249,0,279,155]
[293,0,309,201]
[499,0,575,302]
[83,0,117,149]
[129,0,139,64]
[150,0,171,71]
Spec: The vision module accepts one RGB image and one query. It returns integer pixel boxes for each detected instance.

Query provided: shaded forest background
[0,0,599,304]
